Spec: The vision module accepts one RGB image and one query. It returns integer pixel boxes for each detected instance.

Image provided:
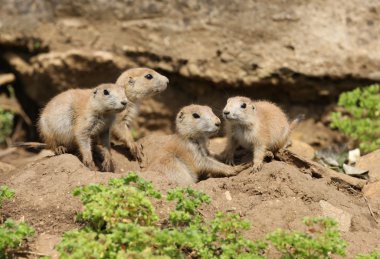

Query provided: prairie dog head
[223,96,256,125]
[115,67,169,102]
[92,83,128,113]
[176,105,221,139]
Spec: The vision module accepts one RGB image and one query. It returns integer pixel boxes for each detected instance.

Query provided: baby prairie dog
[144,105,248,185]
[38,83,128,171]
[221,96,298,173]
[111,68,169,162]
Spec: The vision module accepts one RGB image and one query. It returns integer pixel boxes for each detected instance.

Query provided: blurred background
[0,0,379,155]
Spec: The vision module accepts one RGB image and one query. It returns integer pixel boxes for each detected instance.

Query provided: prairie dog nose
[121,100,128,106]
[163,76,169,84]
[223,111,230,115]
[215,122,221,127]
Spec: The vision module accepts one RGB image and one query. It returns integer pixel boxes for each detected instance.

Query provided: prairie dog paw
[129,143,144,163]
[54,146,67,155]
[250,162,263,174]
[101,158,114,172]
[83,158,97,171]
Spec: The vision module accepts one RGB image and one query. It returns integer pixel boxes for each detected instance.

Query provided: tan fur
[111,67,169,162]
[38,83,128,171]
[144,105,248,185]
[221,96,292,173]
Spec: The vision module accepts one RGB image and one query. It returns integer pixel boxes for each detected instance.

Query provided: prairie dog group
[38,83,128,171]
[33,65,297,180]
[144,105,248,185]
[111,68,169,162]
[221,96,297,173]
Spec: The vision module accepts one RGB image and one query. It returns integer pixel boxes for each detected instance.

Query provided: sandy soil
[0,138,379,258]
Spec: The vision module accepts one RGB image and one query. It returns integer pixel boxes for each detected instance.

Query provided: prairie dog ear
[177,111,184,122]
[93,89,98,95]
[128,77,135,87]
[252,104,256,110]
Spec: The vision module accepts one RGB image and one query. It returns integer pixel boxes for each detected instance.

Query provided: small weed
[0,107,14,144]
[0,186,14,209]
[356,251,380,259]
[267,217,346,258]
[0,186,34,257]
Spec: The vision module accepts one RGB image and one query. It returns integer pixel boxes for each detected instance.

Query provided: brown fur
[221,96,296,173]
[38,83,128,171]
[144,105,248,185]
[111,67,169,163]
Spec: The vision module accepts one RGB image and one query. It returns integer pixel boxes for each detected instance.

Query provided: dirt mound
[1,145,380,256]
[194,161,380,255]
[2,154,123,234]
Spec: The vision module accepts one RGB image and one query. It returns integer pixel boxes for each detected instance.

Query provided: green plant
[267,217,346,258]
[0,186,34,258]
[356,251,380,259]
[0,186,14,209]
[73,174,161,230]
[59,173,379,259]
[0,219,35,258]
[166,188,210,226]
[58,173,265,258]
[330,84,380,153]
[0,107,14,144]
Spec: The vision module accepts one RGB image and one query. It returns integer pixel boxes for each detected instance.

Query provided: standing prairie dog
[144,105,248,185]
[38,84,128,172]
[221,96,300,173]
[111,68,169,162]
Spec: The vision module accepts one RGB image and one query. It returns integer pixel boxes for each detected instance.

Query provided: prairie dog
[144,105,248,185]
[221,96,298,173]
[111,68,169,162]
[38,84,128,171]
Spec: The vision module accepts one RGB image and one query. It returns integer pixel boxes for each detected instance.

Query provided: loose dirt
[1,138,379,257]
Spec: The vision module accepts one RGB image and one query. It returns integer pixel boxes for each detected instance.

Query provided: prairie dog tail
[13,142,47,150]
[289,114,305,131]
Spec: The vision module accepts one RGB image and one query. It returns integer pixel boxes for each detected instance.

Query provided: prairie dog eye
[241,103,247,109]
[192,113,200,119]
[145,74,153,80]
[103,89,110,95]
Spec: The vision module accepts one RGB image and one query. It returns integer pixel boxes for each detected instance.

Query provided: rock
[342,164,368,177]
[1,0,380,109]
[3,50,128,107]
[319,200,352,232]
[363,182,380,199]
[58,18,87,29]
[356,149,380,182]
[225,191,232,201]
[348,148,361,164]
[33,233,60,259]
[0,161,15,173]
[288,139,315,160]
[0,73,15,85]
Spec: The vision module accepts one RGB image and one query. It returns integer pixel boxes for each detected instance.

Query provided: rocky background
[1,0,380,139]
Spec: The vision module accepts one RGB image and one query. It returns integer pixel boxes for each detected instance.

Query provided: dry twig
[364,196,379,224]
